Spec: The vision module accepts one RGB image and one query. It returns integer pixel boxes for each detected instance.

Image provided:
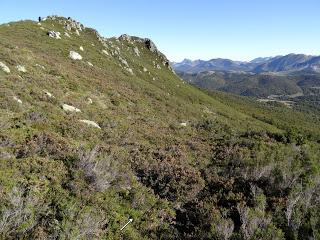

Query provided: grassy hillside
[0,17,319,239]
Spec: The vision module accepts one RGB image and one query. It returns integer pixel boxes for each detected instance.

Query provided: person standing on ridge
[38,16,41,22]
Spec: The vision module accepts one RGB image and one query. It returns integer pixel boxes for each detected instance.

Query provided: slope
[0,17,319,240]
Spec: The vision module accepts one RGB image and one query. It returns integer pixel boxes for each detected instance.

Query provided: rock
[62,104,81,112]
[75,29,80,36]
[69,51,82,60]
[35,64,45,70]
[125,68,134,75]
[156,64,161,69]
[133,47,140,57]
[16,65,27,73]
[0,62,10,73]
[87,98,93,104]
[119,34,132,41]
[13,96,22,104]
[79,46,84,51]
[143,67,148,72]
[180,122,187,127]
[64,32,71,38]
[87,62,93,67]
[79,120,101,129]
[119,57,129,68]
[102,50,109,56]
[144,38,157,52]
[44,91,54,98]
[48,31,61,39]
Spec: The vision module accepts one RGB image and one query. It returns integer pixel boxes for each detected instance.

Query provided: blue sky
[1,0,319,61]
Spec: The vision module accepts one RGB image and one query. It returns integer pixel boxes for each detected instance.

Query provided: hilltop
[0,16,320,239]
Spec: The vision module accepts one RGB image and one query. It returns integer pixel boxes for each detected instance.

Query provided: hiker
[38,16,41,22]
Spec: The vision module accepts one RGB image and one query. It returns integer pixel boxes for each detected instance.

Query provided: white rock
[69,51,82,60]
[62,104,81,112]
[79,120,101,129]
[40,27,45,30]
[156,64,161,69]
[87,61,93,66]
[143,67,148,72]
[180,122,187,127]
[87,98,93,104]
[13,96,22,104]
[125,68,134,75]
[37,22,41,26]
[79,46,84,51]
[48,31,61,39]
[35,64,45,70]
[44,91,54,98]
[75,29,80,36]
[133,47,140,57]
[0,62,10,73]
[16,65,26,73]
[64,32,71,38]
[102,50,109,56]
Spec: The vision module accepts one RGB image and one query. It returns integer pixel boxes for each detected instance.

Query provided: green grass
[0,17,319,239]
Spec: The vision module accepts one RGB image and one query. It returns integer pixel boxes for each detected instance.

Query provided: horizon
[1,0,320,62]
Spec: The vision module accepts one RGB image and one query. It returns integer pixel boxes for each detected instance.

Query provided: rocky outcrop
[48,31,61,39]
[144,38,157,53]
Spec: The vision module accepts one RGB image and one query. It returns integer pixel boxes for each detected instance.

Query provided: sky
[1,0,319,62]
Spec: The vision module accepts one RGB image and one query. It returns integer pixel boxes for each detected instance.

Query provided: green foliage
[0,17,319,239]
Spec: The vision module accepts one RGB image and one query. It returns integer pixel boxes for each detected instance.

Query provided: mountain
[173,54,320,73]
[1,16,320,239]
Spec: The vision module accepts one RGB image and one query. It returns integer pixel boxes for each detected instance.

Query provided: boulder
[13,96,22,104]
[48,31,61,39]
[180,122,187,127]
[16,65,27,73]
[0,62,10,73]
[69,51,82,60]
[79,46,84,51]
[79,120,101,129]
[62,104,81,112]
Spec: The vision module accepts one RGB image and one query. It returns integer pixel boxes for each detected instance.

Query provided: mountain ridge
[173,53,320,73]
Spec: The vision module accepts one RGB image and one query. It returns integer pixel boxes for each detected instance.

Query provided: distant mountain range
[172,54,320,74]
[173,54,320,99]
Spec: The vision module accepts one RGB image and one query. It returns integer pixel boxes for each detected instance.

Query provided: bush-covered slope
[0,17,319,239]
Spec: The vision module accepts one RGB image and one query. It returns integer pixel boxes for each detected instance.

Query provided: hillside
[0,16,320,240]
[177,70,320,99]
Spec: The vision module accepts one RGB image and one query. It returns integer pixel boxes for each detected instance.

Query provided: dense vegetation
[177,70,320,98]
[0,17,319,239]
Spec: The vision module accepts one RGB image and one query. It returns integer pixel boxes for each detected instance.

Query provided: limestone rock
[64,32,71,38]
[0,62,10,73]
[79,119,101,129]
[16,65,27,73]
[180,122,187,127]
[69,51,82,60]
[62,104,81,112]
[48,31,61,39]
[79,46,84,51]
[133,47,140,57]
[13,96,22,104]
